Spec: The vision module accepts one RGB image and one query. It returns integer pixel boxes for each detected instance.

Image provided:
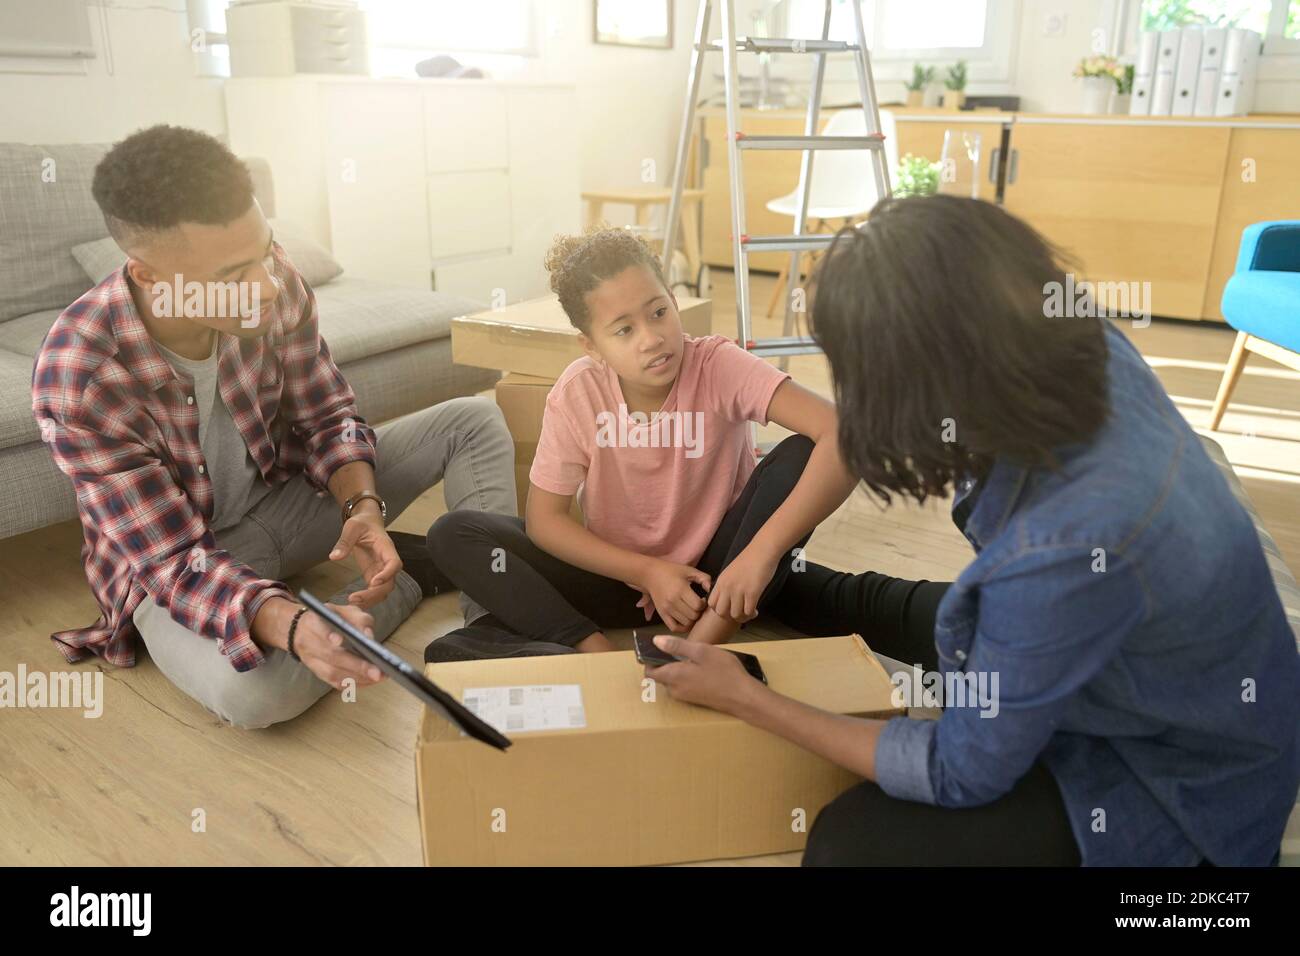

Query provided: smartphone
[632,630,768,685]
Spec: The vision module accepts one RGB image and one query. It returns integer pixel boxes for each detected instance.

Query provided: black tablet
[298,590,511,751]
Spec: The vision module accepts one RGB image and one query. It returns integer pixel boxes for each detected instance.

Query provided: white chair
[764,109,899,317]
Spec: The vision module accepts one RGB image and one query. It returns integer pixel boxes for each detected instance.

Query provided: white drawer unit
[225,77,580,303]
[227,2,369,77]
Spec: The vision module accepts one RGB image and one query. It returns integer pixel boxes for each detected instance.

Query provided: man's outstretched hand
[293,602,385,689]
[329,512,402,608]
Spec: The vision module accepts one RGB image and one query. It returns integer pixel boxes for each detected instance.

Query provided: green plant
[893,154,940,197]
[944,60,968,92]
[905,63,936,92]
[1117,63,1136,94]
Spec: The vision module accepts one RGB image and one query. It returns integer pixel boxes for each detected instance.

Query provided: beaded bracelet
[286,606,309,661]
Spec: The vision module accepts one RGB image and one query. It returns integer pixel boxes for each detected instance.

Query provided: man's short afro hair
[92,124,255,244]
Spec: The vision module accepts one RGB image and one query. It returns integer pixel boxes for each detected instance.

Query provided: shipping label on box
[462,685,587,735]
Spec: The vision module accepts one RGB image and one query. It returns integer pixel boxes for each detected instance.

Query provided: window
[786,0,988,52]
[188,0,537,78]
[783,0,1016,83]
[1140,0,1272,33]
[1133,0,1300,53]
[357,0,536,55]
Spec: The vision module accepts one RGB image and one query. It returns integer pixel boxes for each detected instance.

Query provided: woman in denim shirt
[646,196,1300,866]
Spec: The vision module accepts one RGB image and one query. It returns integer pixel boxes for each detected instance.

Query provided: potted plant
[1113,63,1135,114]
[905,63,935,108]
[1074,55,1124,114]
[893,154,940,197]
[942,60,968,110]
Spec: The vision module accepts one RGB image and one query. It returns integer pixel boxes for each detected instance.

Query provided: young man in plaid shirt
[31,125,517,728]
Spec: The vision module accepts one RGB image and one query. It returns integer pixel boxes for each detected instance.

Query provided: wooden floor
[2,268,1297,867]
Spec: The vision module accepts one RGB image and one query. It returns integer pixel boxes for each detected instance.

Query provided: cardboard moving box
[452,294,713,381]
[495,372,582,519]
[416,635,903,866]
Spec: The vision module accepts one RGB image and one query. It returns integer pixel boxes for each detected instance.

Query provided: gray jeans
[133,396,515,729]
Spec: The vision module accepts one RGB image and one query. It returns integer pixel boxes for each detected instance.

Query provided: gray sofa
[0,143,498,540]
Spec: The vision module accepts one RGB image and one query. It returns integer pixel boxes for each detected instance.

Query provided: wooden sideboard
[697,107,1300,322]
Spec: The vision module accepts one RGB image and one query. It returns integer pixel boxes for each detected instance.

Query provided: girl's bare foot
[575,631,616,653]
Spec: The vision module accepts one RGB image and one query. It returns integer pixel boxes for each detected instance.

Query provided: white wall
[0,0,225,145]
[456,0,698,226]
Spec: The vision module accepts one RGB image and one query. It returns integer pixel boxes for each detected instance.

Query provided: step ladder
[663,0,892,361]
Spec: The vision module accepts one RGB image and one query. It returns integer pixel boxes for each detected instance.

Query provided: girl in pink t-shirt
[426,228,864,659]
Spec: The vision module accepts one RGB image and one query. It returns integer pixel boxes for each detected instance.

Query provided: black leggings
[427,435,947,659]
[428,434,1081,865]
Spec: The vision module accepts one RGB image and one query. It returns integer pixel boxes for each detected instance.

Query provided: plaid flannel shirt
[31,241,377,671]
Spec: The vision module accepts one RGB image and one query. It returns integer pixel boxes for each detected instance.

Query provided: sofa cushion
[69,218,344,289]
[0,349,38,450]
[0,309,62,357]
[1221,271,1300,352]
[312,276,483,365]
[0,274,482,369]
[0,143,110,323]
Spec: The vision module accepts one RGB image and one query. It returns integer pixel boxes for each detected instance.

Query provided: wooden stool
[582,187,706,289]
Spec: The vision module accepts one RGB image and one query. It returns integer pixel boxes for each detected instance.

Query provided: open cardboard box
[416,634,903,866]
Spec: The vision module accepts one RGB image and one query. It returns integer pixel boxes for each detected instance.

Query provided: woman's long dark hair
[809,195,1110,505]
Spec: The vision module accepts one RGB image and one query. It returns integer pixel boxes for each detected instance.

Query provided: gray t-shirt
[158,338,272,531]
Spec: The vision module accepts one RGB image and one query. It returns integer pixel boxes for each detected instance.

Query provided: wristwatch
[341,490,386,523]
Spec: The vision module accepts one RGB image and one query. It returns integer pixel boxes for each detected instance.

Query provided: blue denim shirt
[873,321,1300,866]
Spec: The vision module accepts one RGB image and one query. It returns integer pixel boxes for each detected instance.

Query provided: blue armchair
[1210,221,1300,431]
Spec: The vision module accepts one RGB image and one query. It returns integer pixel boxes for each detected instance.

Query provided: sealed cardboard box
[495,372,579,518]
[416,635,903,866]
[453,293,713,380]
[495,373,551,463]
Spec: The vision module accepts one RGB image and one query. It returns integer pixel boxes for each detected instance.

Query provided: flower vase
[1081,76,1112,114]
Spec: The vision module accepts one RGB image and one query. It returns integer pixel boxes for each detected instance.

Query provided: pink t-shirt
[530,334,790,567]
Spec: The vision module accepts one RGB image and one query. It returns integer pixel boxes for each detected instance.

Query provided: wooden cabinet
[1203,127,1300,321]
[697,106,1300,321]
[1001,115,1300,323]
[1002,119,1233,321]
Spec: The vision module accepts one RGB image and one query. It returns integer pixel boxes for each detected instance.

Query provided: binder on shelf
[1215,28,1261,117]
[1171,27,1203,116]
[1149,29,1181,116]
[1129,30,1159,116]
[1194,27,1227,117]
